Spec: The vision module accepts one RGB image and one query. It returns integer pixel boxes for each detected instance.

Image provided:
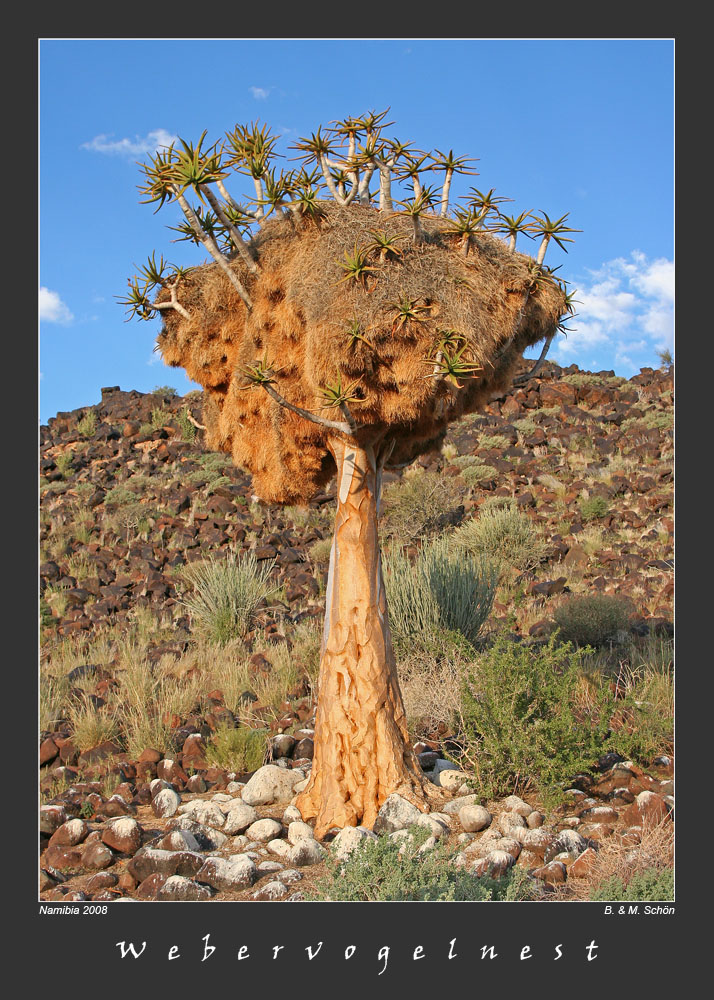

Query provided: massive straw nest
[157,203,567,503]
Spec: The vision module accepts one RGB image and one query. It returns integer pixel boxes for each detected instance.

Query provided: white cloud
[81,128,178,158]
[555,251,674,374]
[39,287,74,324]
[249,86,270,100]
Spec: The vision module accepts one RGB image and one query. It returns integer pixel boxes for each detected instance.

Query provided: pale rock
[267,838,293,860]
[226,781,245,794]
[152,788,180,818]
[157,829,201,853]
[222,803,259,835]
[442,794,480,815]
[252,880,289,900]
[331,826,378,862]
[102,817,142,855]
[40,805,67,835]
[257,860,284,873]
[526,811,545,829]
[241,764,306,806]
[432,768,470,792]
[415,814,449,839]
[211,792,232,802]
[491,837,522,859]
[545,829,588,863]
[157,875,212,901]
[246,818,283,843]
[373,794,424,834]
[289,838,326,866]
[177,800,226,828]
[195,854,258,891]
[168,817,228,851]
[282,804,303,824]
[458,804,492,833]
[497,811,527,836]
[287,821,315,845]
[501,795,534,817]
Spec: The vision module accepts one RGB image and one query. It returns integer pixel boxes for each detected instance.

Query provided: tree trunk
[295,435,434,838]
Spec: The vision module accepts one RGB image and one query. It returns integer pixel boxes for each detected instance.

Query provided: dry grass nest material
[157,202,567,504]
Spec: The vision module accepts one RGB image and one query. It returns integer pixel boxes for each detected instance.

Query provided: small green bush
[150,406,171,429]
[381,470,463,541]
[459,634,613,805]
[104,486,139,507]
[554,595,630,647]
[77,409,98,438]
[152,385,177,398]
[308,824,540,901]
[589,867,674,902]
[176,406,197,442]
[579,495,610,522]
[451,505,546,573]
[479,434,510,450]
[55,451,74,479]
[512,418,537,435]
[383,535,498,650]
[460,463,498,487]
[179,552,279,645]
[204,724,268,772]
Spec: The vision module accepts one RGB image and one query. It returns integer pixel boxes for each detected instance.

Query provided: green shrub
[309,536,333,566]
[460,463,498,487]
[451,505,545,573]
[176,406,197,442]
[178,552,279,645]
[152,385,177,398]
[204,724,268,772]
[479,434,510,450]
[459,634,613,805]
[381,470,463,541]
[138,421,154,437]
[77,409,98,438]
[308,824,540,901]
[104,486,139,507]
[55,451,74,479]
[512,418,537,435]
[579,495,610,522]
[553,595,630,647]
[383,536,498,650]
[150,406,171,429]
[589,868,674,902]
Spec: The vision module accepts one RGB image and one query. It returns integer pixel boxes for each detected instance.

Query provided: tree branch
[152,282,191,320]
[203,186,259,274]
[259,382,358,436]
[512,328,556,385]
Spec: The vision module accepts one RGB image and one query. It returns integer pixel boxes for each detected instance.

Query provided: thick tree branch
[152,282,190,320]
[259,382,358,436]
[512,328,557,385]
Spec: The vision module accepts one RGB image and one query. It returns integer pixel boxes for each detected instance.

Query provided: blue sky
[39,38,674,424]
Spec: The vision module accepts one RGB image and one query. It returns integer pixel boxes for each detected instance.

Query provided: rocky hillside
[39,359,674,902]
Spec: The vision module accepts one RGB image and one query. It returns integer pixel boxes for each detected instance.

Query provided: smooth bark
[295,436,433,837]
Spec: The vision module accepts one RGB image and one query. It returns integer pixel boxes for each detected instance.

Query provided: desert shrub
[579,495,610,522]
[176,406,197,442]
[55,451,74,478]
[67,698,120,752]
[458,634,613,805]
[553,595,630,647]
[150,405,172,429]
[383,535,498,650]
[104,485,139,507]
[604,659,673,763]
[512,417,537,435]
[479,434,510,450]
[205,475,232,496]
[460,463,498,487]
[178,552,279,645]
[381,470,463,541]
[77,409,98,438]
[138,421,154,437]
[451,505,546,573]
[561,373,604,387]
[308,824,540,901]
[308,536,333,566]
[398,643,469,742]
[589,868,674,902]
[198,452,232,471]
[152,385,177,398]
[204,723,268,772]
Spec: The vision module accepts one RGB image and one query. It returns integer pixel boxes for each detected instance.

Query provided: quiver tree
[125,111,576,838]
